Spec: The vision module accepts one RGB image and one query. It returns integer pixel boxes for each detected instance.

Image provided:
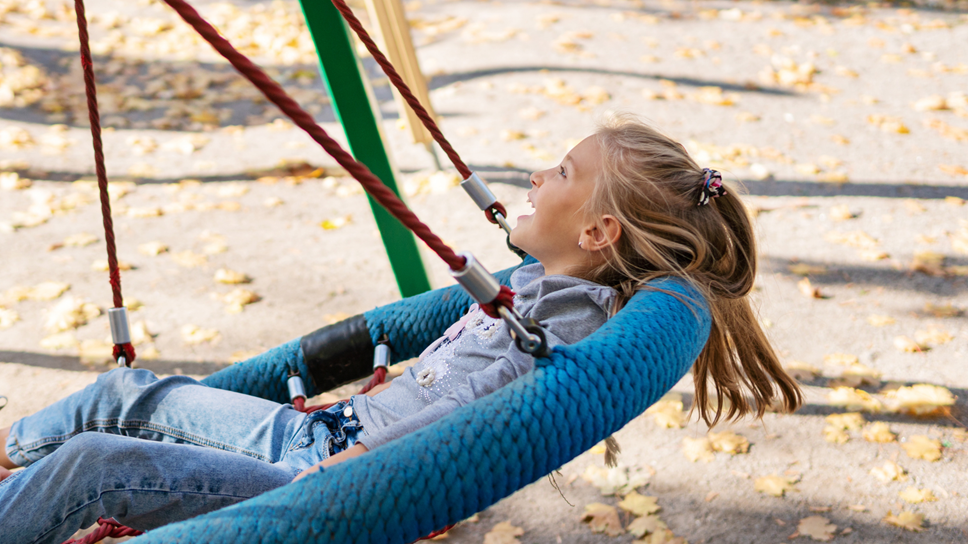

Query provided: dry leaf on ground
[483,521,524,544]
[923,303,961,318]
[617,491,660,516]
[901,435,943,461]
[862,422,897,443]
[754,475,798,497]
[825,412,865,430]
[45,296,100,333]
[580,503,624,536]
[645,393,686,428]
[214,268,251,284]
[899,487,938,504]
[65,233,98,247]
[914,328,953,346]
[798,277,822,298]
[78,339,114,365]
[218,288,261,313]
[796,516,836,541]
[627,515,667,538]
[827,387,882,412]
[581,465,651,496]
[822,426,849,444]
[27,281,70,301]
[893,336,926,353]
[824,353,858,366]
[708,431,750,454]
[181,324,221,345]
[0,307,19,329]
[867,314,895,326]
[788,263,827,276]
[884,384,955,416]
[682,437,714,463]
[40,331,77,350]
[870,460,907,483]
[138,241,169,256]
[171,250,207,268]
[883,510,924,532]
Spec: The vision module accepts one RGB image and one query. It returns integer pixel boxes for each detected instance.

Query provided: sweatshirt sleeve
[355,283,614,451]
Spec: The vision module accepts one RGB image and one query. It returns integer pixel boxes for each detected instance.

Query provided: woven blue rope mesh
[200,338,309,403]
[133,277,710,543]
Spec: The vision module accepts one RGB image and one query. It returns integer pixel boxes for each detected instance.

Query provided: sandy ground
[2,0,968,542]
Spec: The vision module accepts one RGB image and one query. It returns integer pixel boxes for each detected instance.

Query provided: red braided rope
[161,0,465,271]
[74,0,135,366]
[63,517,144,544]
[328,0,467,177]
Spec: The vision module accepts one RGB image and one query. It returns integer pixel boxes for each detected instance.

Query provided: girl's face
[509,135,603,274]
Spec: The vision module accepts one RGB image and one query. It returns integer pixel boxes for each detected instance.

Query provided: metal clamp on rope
[108,307,131,367]
[460,172,512,235]
[287,371,307,404]
[450,252,549,357]
[373,343,390,371]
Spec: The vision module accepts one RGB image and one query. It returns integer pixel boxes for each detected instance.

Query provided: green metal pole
[298,0,432,298]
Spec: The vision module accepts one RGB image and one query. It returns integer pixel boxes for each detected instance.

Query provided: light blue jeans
[0,367,364,544]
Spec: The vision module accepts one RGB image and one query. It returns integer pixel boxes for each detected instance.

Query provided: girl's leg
[0,432,298,544]
[5,367,306,468]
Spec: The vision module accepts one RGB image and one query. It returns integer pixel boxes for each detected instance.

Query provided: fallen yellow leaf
[827,387,882,412]
[797,515,836,541]
[138,241,169,256]
[870,460,907,483]
[862,422,896,443]
[754,475,797,497]
[214,268,251,284]
[645,393,686,428]
[483,521,524,544]
[867,314,895,326]
[580,503,624,536]
[708,431,750,454]
[617,491,660,516]
[627,515,667,538]
[825,412,865,430]
[682,437,714,463]
[885,384,955,416]
[899,486,937,504]
[901,435,942,461]
[893,336,926,353]
[181,324,221,345]
[883,510,924,532]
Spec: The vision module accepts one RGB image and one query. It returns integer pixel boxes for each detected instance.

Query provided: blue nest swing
[133,256,711,543]
[69,0,713,538]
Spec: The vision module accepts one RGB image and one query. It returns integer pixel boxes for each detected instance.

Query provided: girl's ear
[582,215,622,252]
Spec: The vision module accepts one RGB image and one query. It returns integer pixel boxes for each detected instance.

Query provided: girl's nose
[529,170,543,187]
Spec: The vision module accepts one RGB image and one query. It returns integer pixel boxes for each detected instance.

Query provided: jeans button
[343,405,354,418]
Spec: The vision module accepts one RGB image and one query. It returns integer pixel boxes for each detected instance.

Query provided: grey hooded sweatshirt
[352,262,616,450]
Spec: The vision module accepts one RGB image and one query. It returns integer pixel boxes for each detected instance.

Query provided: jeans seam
[17,419,272,463]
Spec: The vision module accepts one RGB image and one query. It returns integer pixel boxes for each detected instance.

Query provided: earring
[578,240,583,249]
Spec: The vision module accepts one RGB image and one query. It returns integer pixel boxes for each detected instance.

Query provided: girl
[0,114,801,543]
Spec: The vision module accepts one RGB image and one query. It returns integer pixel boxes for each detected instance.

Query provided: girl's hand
[291,443,369,482]
[0,466,13,483]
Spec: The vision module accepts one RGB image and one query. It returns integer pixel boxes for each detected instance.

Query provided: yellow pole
[363,0,437,148]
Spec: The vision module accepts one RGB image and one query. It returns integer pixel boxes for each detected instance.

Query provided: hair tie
[698,168,726,207]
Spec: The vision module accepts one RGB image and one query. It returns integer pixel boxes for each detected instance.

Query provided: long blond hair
[579,113,802,425]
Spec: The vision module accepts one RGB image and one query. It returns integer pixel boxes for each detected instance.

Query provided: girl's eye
[558,165,566,177]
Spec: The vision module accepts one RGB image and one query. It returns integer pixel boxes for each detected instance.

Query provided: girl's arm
[292,442,369,482]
